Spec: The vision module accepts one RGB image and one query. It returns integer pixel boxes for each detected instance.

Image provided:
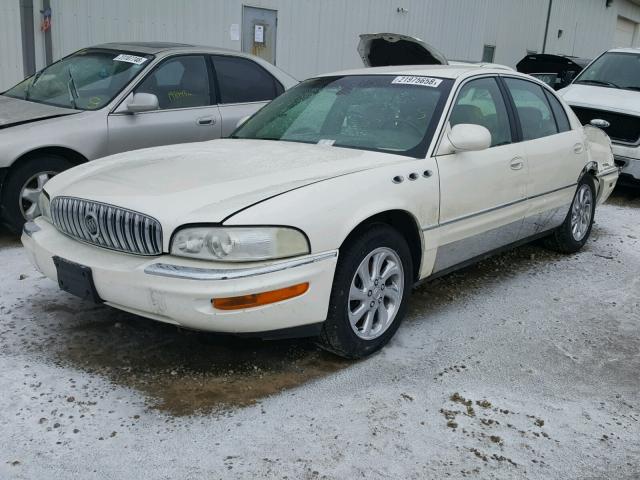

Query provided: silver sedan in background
[0,42,297,233]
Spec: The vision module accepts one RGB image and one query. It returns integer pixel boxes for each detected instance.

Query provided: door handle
[510,157,524,171]
[573,143,584,154]
[197,116,216,126]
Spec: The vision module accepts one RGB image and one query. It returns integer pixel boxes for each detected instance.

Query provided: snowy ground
[0,188,639,479]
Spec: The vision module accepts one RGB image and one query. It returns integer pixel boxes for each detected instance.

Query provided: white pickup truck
[559,48,640,185]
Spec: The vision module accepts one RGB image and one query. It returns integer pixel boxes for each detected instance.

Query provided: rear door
[433,76,528,273]
[210,54,284,137]
[502,76,585,237]
[107,55,221,154]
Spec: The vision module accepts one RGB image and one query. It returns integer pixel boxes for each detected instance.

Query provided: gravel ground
[0,188,639,479]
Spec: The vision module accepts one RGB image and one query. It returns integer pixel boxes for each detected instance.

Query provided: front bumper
[612,143,640,181]
[22,218,338,335]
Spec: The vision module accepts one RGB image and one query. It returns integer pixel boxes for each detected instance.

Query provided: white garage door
[614,16,637,47]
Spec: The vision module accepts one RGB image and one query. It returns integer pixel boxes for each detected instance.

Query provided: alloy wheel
[19,171,57,220]
[348,247,404,340]
[570,183,593,242]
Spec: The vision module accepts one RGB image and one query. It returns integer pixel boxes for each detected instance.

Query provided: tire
[318,224,413,359]
[1,155,74,234]
[544,175,596,254]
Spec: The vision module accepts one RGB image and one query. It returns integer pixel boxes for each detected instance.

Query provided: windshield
[3,49,153,110]
[233,75,453,157]
[574,52,640,91]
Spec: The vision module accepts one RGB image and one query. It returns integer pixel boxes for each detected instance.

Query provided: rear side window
[544,90,571,133]
[212,55,282,104]
[504,78,558,141]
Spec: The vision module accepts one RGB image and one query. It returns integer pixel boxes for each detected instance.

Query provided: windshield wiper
[25,70,44,101]
[67,67,79,109]
[576,79,620,88]
[623,86,640,92]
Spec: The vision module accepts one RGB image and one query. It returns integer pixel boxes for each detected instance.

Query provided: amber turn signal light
[212,282,309,310]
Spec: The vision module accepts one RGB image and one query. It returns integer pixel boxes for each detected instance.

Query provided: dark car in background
[517,53,591,90]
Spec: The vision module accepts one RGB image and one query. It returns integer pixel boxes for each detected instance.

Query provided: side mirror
[447,124,492,152]
[126,93,159,113]
[236,115,251,128]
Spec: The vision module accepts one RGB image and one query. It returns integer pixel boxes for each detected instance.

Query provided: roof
[316,64,517,79]
[608,47,640,54]
[90,42,238,55]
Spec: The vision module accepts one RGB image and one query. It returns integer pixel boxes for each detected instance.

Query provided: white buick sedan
[22,65,619,358]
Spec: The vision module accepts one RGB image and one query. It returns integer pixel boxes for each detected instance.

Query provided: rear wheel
[318,224,413,359]
[2,155,74,234]
[544,175,596,254]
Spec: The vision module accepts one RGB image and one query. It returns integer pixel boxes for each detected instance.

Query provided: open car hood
[358,33,448,67]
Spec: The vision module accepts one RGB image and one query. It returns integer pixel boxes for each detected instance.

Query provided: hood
[0,95,77,129]
[45,138,409,230]
[559,84,640,117]
[358,33,448,67]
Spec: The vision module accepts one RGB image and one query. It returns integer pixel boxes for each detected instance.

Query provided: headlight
[170,226,310,262]
[37,192,51,220]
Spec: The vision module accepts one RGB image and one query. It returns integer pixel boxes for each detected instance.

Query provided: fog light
[212,283,309,310]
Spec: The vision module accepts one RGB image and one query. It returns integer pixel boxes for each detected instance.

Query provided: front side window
[233,75,453,158]
[574,52,640,91]
[450,77,512,147]
[504,78,558,141]
[212,55,283,104]
[135,55,211,110]
[3,49,152,110]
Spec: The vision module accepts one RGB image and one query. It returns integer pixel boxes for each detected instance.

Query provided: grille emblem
[84,211,100,238]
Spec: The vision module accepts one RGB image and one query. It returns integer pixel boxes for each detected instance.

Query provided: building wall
[0,0,24,91]
[2,0,640,90]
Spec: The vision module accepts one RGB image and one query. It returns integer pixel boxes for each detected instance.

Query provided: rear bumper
[22,218,338,335]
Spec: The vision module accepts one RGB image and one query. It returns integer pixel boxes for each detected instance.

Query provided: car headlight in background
[37,192,51,220]
[170,226,310,262]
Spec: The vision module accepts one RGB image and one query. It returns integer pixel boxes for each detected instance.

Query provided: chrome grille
[50,197,162,256]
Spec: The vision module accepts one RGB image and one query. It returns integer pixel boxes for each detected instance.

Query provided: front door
[433,76,528,273]
[242,6,277,65]
[107,55,221,155]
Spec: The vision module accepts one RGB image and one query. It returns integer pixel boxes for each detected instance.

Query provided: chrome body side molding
[144,250,338,281]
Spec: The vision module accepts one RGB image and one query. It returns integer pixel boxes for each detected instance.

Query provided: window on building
[212,55,283,104]
[450,77,512,147]
[135,55,211,110]
[504,77,558,140]
[482,45,496,63]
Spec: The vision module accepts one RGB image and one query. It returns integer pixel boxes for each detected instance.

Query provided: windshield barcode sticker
[113,54,148,65]
[392,76,442,88]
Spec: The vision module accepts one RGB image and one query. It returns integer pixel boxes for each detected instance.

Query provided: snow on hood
[44,138,409,229]
[559,84,640,117]
[0,95,77,129]
[358,33,448,67]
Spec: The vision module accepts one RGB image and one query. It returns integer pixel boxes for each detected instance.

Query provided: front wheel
[318,224,413,359]
[2,156,74,234]
[544,175,596,254]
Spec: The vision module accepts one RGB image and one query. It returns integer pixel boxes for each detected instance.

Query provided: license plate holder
[53,256,102,303]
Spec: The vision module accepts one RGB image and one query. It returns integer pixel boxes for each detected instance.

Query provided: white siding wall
[2,0,640,90]
[0,0,24,90]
